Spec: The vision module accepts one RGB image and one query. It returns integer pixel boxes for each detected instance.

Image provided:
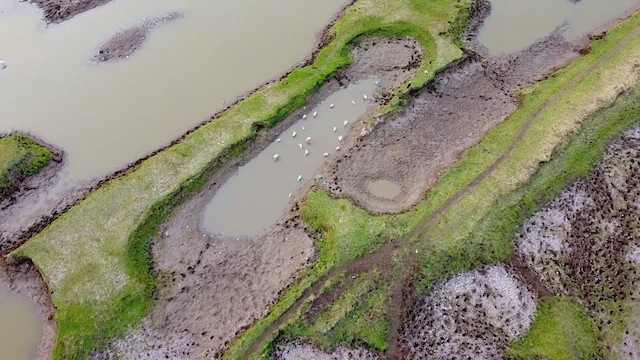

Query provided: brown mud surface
[93,13,181,63]
[400,265,536,359]
[516,125,640,358]
[30,0,112,24]
[0,258,57,360]
[93,37,422,360]
[324,30,581,214]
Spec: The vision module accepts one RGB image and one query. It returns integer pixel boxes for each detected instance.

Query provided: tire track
[237,24,640,360]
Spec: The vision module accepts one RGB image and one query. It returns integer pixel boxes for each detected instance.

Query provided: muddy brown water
[367,179,402,200]
[0,0,347,182]
[479,0,640,55]
[0,286,42,360]
[203,79,377,238]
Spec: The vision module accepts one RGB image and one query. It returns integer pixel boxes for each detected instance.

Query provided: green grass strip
[505,297,600,360]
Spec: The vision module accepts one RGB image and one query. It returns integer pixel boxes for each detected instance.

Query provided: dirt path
[239,21,640,360]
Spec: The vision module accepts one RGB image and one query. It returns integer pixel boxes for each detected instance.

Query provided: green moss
[0,134,52,199]
[505,297,600,360]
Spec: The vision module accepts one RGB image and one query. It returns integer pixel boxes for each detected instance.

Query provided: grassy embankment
[10,0,473,358]
[505,297,600,360]
[0,134,52,199]
[256,12,640,357]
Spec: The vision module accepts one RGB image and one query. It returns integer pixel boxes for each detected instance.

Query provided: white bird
[343,120,348,126]
[292,131,297,137]
[288,193,292,198]
[305,137,311,144]
[298,143,303,149]
[313,111,318,117]
[352,100,356,105]
[333,127,337,132]
[0,60,6,70]
[336,146,340,151]
[338,135,343,142]
[323,152,330,157]
[297,175,303,182]
[273,154,280,161]
[363,94,368,100]
[424,69,429,74]
[302,114,307,119]
[276,138,281,142]
[330,104,335,108]
[304,149,309,156]
[302,127,306,131]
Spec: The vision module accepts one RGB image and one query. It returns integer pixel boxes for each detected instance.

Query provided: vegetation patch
[0,134,52,199]
[237,12,640,358]
[505,297,600,360]
[10,0,473,358]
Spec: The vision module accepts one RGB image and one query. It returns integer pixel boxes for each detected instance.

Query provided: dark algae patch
[0,135,53,200]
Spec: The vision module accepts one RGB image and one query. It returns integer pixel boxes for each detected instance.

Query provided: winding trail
[236,22,640,360]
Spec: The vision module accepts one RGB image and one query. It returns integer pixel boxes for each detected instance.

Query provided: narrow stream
[203,80,378,238]
[479,0,639,55]
[0,286,42,360]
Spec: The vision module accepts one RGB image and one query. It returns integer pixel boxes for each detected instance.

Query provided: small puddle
[0,286,43,360]
[367,179,402,200]
[479,0,639,55]
[203,80,377,238]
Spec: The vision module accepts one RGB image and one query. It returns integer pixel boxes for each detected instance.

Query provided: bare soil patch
[93,13,181,63]
[324,32,581,214]
[0,258,57,360]
[30,0,111,24]
[400,265,537,359]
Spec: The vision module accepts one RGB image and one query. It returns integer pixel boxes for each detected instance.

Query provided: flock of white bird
[271,94,370,187]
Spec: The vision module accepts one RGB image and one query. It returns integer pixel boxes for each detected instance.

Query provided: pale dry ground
[517,126,640,359]
[401,265,536,359]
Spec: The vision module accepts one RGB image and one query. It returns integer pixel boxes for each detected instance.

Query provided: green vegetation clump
[11,0,473,358]
[0,134,52,199]
[505,297,600,360]
[229,12,640,357]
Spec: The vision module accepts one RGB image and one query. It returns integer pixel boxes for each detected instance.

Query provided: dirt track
[93,37,423,360]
